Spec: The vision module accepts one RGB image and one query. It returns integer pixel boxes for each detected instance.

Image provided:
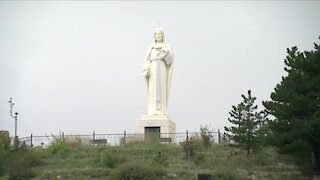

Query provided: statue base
[135,115,176,143]
[136,115,176,134]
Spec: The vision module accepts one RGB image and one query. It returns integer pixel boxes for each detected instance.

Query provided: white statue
[142,28,174,115]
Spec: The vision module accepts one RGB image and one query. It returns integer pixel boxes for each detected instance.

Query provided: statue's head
[154,28,165,43]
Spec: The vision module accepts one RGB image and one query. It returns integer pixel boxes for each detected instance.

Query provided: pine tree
[263,40,320,174]
[225,90,265,157]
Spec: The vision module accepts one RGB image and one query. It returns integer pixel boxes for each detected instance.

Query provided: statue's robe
[143,43,174,115]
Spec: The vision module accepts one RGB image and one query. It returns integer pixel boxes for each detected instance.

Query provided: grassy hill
[0,140,310,180]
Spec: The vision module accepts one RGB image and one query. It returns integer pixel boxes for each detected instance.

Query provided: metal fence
[19,130,229,148]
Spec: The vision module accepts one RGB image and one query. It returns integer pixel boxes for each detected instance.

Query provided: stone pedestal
[136,115,176,134]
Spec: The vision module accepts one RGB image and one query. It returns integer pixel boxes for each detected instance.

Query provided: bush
[0,149,10,176]
[1,143,44,178]
[48,138,70,158]
[109,163,165,180]
[8,149,44,180]
[200,125,214,149]
[181,137,202,159]
[0,131,11,151]
[253,147,277,166]
[9,164,36,180]
[152,151,168,167]
[96,148,126,168]
[0,157,4,176]
[193,152,206,166]
[211,166,243,180]
[89,168,112,178]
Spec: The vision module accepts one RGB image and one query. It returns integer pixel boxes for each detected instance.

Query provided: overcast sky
[1,1,319,138]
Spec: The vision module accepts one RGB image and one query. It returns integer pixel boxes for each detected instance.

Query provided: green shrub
[253,147,277,166]
[39,168,112,179]
[211,166,243,180]
[96,148,126,168]
[0,157,4,176]
[200,125,214,149]
[193,152,206,166]
[0,149,10,176]
[0,131,11,151]
[181,137,202,159]
[1,143,44,178]
[109,163,165,180]
[8,149,44,180]
[9,169,35,180]
[89,168,112,178]
[48,138,70,158]
[9,165,36,180]
[152,151,168,167]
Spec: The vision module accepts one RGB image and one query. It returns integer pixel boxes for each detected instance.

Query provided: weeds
[152,151,169,167]
[8,148,44,180]
[200,125,214,149]
[108,163,165,180]
[96,148,126,168]
[182,137,202,159]
[48,137,70,158]
[0,140,308,179]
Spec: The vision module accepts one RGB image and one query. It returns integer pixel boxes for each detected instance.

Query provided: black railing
[19,130,230,148]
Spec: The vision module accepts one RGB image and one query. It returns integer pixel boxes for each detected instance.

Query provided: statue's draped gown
[144,43,174,115]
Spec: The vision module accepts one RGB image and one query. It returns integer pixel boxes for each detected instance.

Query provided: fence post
[93,131,95,140]
[62,132,64,142]
[30,134,33,147]
[123,130,126,144]
[186,130,189,141]
[218,129,220,144]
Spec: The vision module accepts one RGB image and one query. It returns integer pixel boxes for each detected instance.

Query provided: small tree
[200,125,213,149]
[224,90,266,157]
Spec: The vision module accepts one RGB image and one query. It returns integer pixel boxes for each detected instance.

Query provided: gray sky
[1,1,319,138]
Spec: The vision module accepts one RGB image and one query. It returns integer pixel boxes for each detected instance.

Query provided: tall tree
[225,90,265,157]
[263,40,320,174]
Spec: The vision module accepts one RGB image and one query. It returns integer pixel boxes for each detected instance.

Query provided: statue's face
[155,31,163,43]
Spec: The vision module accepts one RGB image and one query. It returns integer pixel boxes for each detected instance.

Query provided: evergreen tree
[225,90,266,157]
[263,40,320,174]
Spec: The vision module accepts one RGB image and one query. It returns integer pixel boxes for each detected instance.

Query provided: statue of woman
[142,28,174,115]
